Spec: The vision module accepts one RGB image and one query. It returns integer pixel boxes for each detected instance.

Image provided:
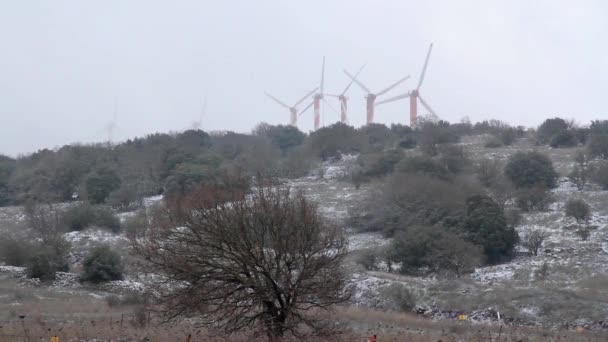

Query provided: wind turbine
[326,63,366,124]
[343,69,410,125]
[309,57,338,130]
[265,88,317,126]
[191,96,207,130]
[376,43,436,125]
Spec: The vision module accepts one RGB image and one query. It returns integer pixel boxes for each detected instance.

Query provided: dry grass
[1,306,607,341]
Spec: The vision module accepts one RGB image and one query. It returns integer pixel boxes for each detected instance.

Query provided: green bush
[504,151,558,189]
[565,198,591,223]
[389,225,484,275]
[398,136,417,149]
[81,244,124,283]
[61,203,120,233]
[380,283,417,312]
[462,195,518,263]
[591,162,608,190]
[475,158,502,188]
[0,237,33,267]
[484,135,503,148]
[499,128,518,146]
[354,249,377,271]
[85,168,121,204]
[438,145,470,174]
[515,186,554,212]
[587,120,608,159]
[26,240,70,281]
[550,130,577,148]
[359,149,404,178]
[537,118,570,145]
[396,155,448,179]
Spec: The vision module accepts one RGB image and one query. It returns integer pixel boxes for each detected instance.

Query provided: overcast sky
[1,1,607,156]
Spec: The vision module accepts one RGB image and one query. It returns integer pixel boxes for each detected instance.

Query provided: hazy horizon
[1,0,607,156]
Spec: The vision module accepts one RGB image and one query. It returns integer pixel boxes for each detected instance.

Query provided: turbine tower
[376,43,436,125]
[191,96,207,130]
[343,69,410,125]
[309,57,340,130]
[265,88,317,126]
[327,63,366,124]
[312,57,325,130]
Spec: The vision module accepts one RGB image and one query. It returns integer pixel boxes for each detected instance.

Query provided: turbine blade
[342,63,367,95]
[418,94,438,117]
[417,43,434,90]
[344,69,371,94]
[322,98,338,114]
[375,92,411,106]
[376,75,410,97]
[320,56,325,94]
[294,87,318,107]
[265,92,291,109]
[299,101,314,116]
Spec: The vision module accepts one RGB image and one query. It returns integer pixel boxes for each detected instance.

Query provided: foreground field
[1,306,607,342]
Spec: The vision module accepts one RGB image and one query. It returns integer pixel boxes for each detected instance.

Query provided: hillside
[2,119,608,340]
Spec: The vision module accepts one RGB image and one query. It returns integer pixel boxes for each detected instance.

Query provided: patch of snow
[102,280,147,293]
[348,233,391,251]
[0,265,26,276]
[64,229,128,247]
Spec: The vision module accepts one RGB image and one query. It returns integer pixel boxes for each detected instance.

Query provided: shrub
[505,208,523,228]
[0,237,33,267]
[398,136,417,149]
[591,162,608,190]
[417,120,459,156]
[390,225,484,275]
[354,249,378,271]
[534,262,550,281]
[359,123,395,148]
[350,174,480,237]
[475,158,502,188]
[307,122,364,160]
[61,203,120,233]
[565,198,591,223]
[438,145,470,174]
[520,230,548,256]
[588,120,608,159]
[396,155,448,179]
[81,244,124,283]
[499,128,518,146]
[462,195,518,263]
[515,186,554,212]
[107,182,143,212]
[26,240,70,281]
[122,210,150,239]
[85,169,121,204]
[380,283,417,312]
[504,151,558,189]
[550,130,577,148]
[484,135,503,148]
[359,149,404,178]
[537,117,570,144]
[93,206,121,233]
[252,123,306,154]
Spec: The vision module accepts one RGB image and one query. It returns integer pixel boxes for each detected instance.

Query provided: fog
[1,0,607,156]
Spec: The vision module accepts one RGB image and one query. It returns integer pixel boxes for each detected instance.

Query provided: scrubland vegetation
[3,117,608,340]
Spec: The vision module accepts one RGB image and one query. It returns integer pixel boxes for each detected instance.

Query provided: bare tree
[520,230,549,256]
[131,184,349,340]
